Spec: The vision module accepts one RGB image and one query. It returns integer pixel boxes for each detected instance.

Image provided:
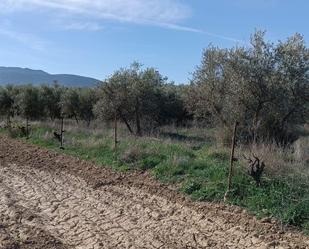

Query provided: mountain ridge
[0,67,100,87]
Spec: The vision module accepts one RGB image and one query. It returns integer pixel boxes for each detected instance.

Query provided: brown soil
[0,135,308,249]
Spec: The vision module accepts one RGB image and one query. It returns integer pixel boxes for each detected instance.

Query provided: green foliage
[61,88,81,122]
[59,87,97,125]
[94,62,187,135]
[188,31,309,143]
[181,180,202,194]
[0,85,20,125]
[8,127,26,138]
[4,124,308,232]
[78,88,97,126]
[40,83,63,120]
[17,85,44,120]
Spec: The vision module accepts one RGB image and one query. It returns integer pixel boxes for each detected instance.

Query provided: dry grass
[237,141,308,180]
[294,136,309,162]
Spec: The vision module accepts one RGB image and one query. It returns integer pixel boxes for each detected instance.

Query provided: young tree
[60,88,81,124]
[157,84,190,126]
[94,68,135,134]
[40,83,63,121]
[17,85,44,137]
[0,85,19,127]
[94,62,172,135]
[17,85,44,120]
[78,88,97,126]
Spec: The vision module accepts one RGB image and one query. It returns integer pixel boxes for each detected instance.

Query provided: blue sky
[0,0,308,83]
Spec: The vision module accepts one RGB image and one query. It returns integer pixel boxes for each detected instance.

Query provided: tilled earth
[0,136,308,249]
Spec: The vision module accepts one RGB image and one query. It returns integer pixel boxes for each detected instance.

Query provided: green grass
[2,124,308,234]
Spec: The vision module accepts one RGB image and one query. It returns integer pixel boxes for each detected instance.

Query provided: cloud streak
[0,22,47,50]
[62,21,103,31]
[0,0,245,43]
[0,0,191,24]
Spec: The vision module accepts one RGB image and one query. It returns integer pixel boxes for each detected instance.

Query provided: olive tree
[60,88,81,124]
[78,88,97,126]
[40,83,63,121]
[188,31,309,143]
[94,65,138,134]
[0,85,19,127]
[94,62,174,135]
[17,85,44,121]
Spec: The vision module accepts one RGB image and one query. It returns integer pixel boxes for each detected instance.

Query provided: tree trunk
[26,117,29,139]
[252,102,262,142]
[280,107,297,130]
[74,114,79,124]
[60,117,64,149]
[135,97,142,136]
[224,121,238,202]
[120,115,134,134]
[114,113,118,152]
[6,114,11,128]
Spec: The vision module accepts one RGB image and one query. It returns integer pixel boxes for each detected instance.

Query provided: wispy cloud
[0,0,244,43]
[201,30,247,44]
[159,23,246,44]
[62,21,103,31]
[0,21,47,50]
[0,0,191,24]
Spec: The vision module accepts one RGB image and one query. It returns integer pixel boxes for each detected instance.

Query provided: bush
[7,123,28,138]
[181,180,201,194]
[214,127,233,147]
[8,127,25,138]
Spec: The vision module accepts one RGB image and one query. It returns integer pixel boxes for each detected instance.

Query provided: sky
[0,0,308,83]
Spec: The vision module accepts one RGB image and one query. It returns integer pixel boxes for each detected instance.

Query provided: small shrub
[208,150,229,161]
[192,182,226,201]
[214,127,233,147]
[8,126,27,138]
[121,146,144,163]
[42,131,53,140]
[293,136,309,163]
[181,180,201,194]
[8,127,21,138]
[302,222,309,235]
[140,156,162,170]
[281,200,309,226]
[238,142,307,177]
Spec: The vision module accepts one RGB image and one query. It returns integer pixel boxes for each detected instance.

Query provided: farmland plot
[0,136,308,249]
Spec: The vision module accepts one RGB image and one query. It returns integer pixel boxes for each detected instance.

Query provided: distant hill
[0,67,100,87]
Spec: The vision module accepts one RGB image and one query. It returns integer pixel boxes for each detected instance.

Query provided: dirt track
[0,136,308,249]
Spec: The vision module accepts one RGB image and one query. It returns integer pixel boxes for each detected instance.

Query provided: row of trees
[0,66,188,135]
[0,31,308,143]
[0,84,98,127]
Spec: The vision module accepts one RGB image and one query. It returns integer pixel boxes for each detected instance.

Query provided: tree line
[0,31,308,143]
[0,65,189,136]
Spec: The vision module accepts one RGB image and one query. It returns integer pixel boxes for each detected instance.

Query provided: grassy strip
[2,125,309,234]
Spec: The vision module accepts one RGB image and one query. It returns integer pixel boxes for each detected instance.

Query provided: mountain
[0,67,100,87]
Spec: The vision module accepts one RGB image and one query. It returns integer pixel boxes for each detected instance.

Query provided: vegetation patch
[2,124,307,234]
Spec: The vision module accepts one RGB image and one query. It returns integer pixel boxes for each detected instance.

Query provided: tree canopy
[187,31,309,143]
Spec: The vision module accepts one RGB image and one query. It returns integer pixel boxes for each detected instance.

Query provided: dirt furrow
[0,135,308,249]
